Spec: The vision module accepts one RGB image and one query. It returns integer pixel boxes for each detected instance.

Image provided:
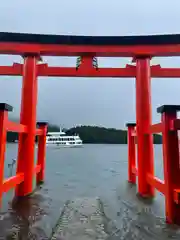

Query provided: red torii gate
[0,32,180,225]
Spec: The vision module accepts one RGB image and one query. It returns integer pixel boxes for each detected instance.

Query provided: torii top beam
[1,32,180,57]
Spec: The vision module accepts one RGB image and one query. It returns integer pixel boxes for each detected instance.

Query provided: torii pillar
[136,57,155,198]
[15,55,39,197]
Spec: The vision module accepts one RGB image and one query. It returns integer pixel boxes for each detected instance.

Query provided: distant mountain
[47,124,60,132]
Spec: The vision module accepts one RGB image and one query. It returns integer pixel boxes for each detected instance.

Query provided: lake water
[0,144,180,239]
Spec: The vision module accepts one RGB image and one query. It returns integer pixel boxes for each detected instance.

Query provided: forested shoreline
[6,124,162,144]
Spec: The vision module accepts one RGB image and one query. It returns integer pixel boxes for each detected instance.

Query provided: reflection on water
[0,144,180,239]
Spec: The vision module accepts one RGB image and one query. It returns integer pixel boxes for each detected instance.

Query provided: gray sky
[0,0,180,129]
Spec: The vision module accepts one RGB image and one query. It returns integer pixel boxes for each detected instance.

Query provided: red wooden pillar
[136,57,154,197]
[15,55,39,197]
[36,122,48,184]
[126,123,136,184]
[157,105,180,224]
[0,104,12,205]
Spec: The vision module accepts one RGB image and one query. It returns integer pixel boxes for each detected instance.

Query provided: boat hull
[46,143,83,148]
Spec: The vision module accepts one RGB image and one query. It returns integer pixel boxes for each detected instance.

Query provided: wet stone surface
[50,197,118,240]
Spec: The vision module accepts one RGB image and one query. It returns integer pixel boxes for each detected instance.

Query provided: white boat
[46,129,83,147]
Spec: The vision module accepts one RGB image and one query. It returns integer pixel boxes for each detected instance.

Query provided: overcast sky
[0,0,180,129]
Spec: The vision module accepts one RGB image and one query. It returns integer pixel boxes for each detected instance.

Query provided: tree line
[66,125,162,144]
